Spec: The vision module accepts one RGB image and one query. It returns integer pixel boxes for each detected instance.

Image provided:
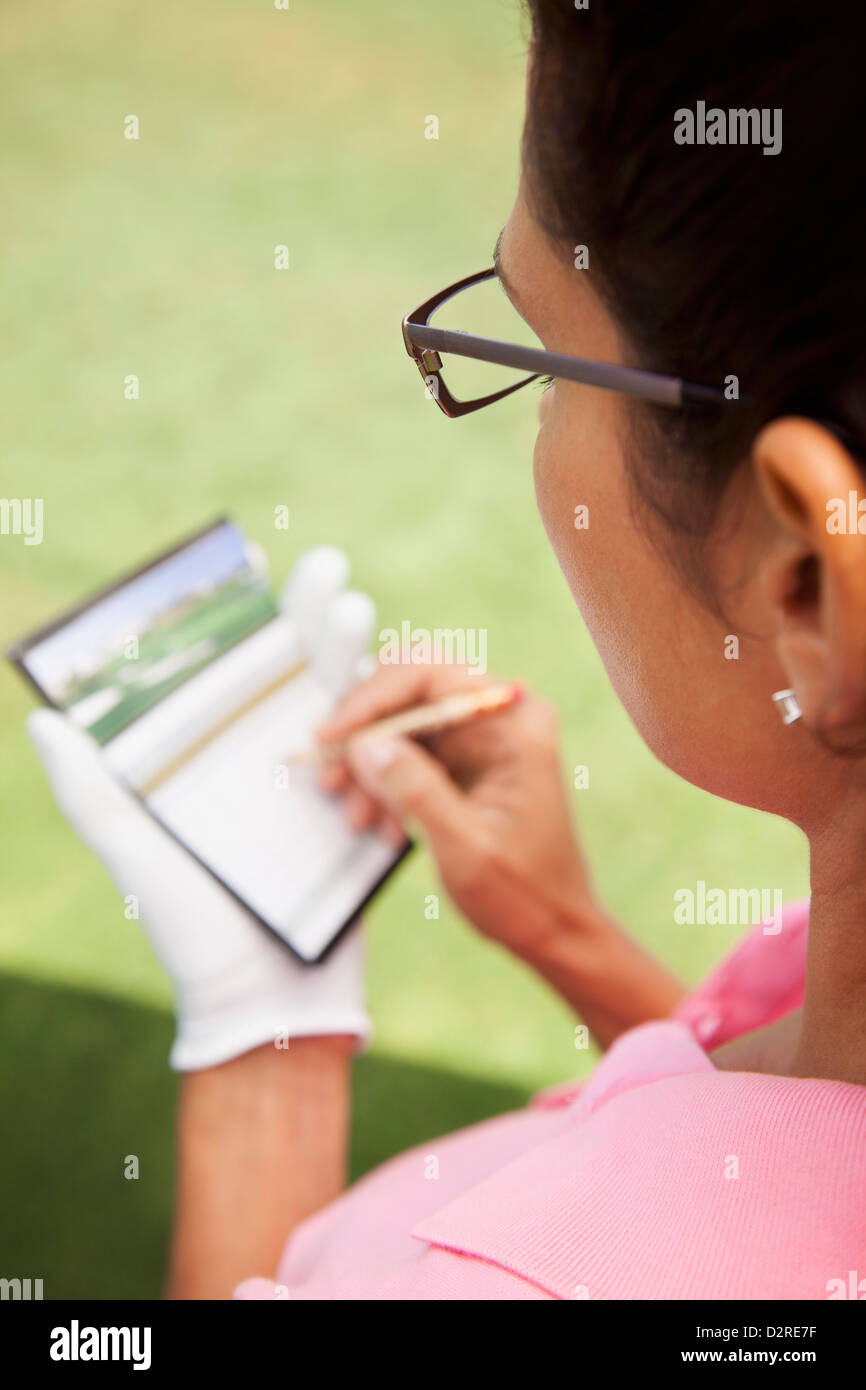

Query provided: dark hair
[522,0,866,572]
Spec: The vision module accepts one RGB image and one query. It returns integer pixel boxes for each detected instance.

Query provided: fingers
[346,734,475,855]
[26,709,157,855]
[317,758,352,793]
[319,758,407,844]
[316,662,527,842]
[314,663,468,837]
[280,547,350,660]
[280,548,377,701]
[318,660,489,743]
[502,689,561,762]
[380,811,408,847]
[317,664,429,741]
[342,784,380,833]
[314,590,376,700]
[315,663,546,850]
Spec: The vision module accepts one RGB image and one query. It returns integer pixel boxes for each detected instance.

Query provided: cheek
[530,390,802,812]
[531,392,702,760]
[532,388,637,656]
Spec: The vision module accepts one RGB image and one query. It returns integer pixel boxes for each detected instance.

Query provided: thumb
[27,709,158,860]
[348,735,475,856]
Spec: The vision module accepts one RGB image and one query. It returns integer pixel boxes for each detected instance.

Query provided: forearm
[165,1034,354,1300]
[532,908,687,1051]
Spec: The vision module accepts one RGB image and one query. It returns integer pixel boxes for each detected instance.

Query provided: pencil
[289,680,525,764]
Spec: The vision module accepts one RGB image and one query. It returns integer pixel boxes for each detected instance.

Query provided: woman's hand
[319,663,595,965]
[318,662,686,1045]
[27,548,377,1071]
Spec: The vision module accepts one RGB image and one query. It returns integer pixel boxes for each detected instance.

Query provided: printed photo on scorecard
[7,520,409,964]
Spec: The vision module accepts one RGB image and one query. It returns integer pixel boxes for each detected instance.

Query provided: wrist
[530,900,686,1049]
[168,1035,353,1298]
[529,898,618,994]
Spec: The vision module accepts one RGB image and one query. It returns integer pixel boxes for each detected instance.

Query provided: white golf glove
[27,547,376,1071]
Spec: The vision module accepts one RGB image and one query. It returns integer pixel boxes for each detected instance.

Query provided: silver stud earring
[772,689,802,725]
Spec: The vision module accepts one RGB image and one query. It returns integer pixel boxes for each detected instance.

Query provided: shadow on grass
[0,974,529,1299]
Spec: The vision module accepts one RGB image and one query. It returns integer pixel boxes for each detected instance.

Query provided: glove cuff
[169,1005,372,1071]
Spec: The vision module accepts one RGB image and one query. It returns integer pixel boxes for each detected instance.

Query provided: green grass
[0,0,810,1297]
[64,570,276,742]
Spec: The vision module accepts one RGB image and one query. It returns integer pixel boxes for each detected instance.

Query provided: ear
[754,416,866,736]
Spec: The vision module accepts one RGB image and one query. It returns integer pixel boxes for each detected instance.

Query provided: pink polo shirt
[235,901,866,1300]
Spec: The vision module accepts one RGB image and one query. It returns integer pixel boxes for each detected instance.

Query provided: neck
[795,802,866,1086]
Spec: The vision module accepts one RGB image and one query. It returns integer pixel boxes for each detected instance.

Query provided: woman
[30,0,866,1298]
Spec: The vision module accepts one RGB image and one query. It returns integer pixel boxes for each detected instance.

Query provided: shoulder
[411,1019,866,1300]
